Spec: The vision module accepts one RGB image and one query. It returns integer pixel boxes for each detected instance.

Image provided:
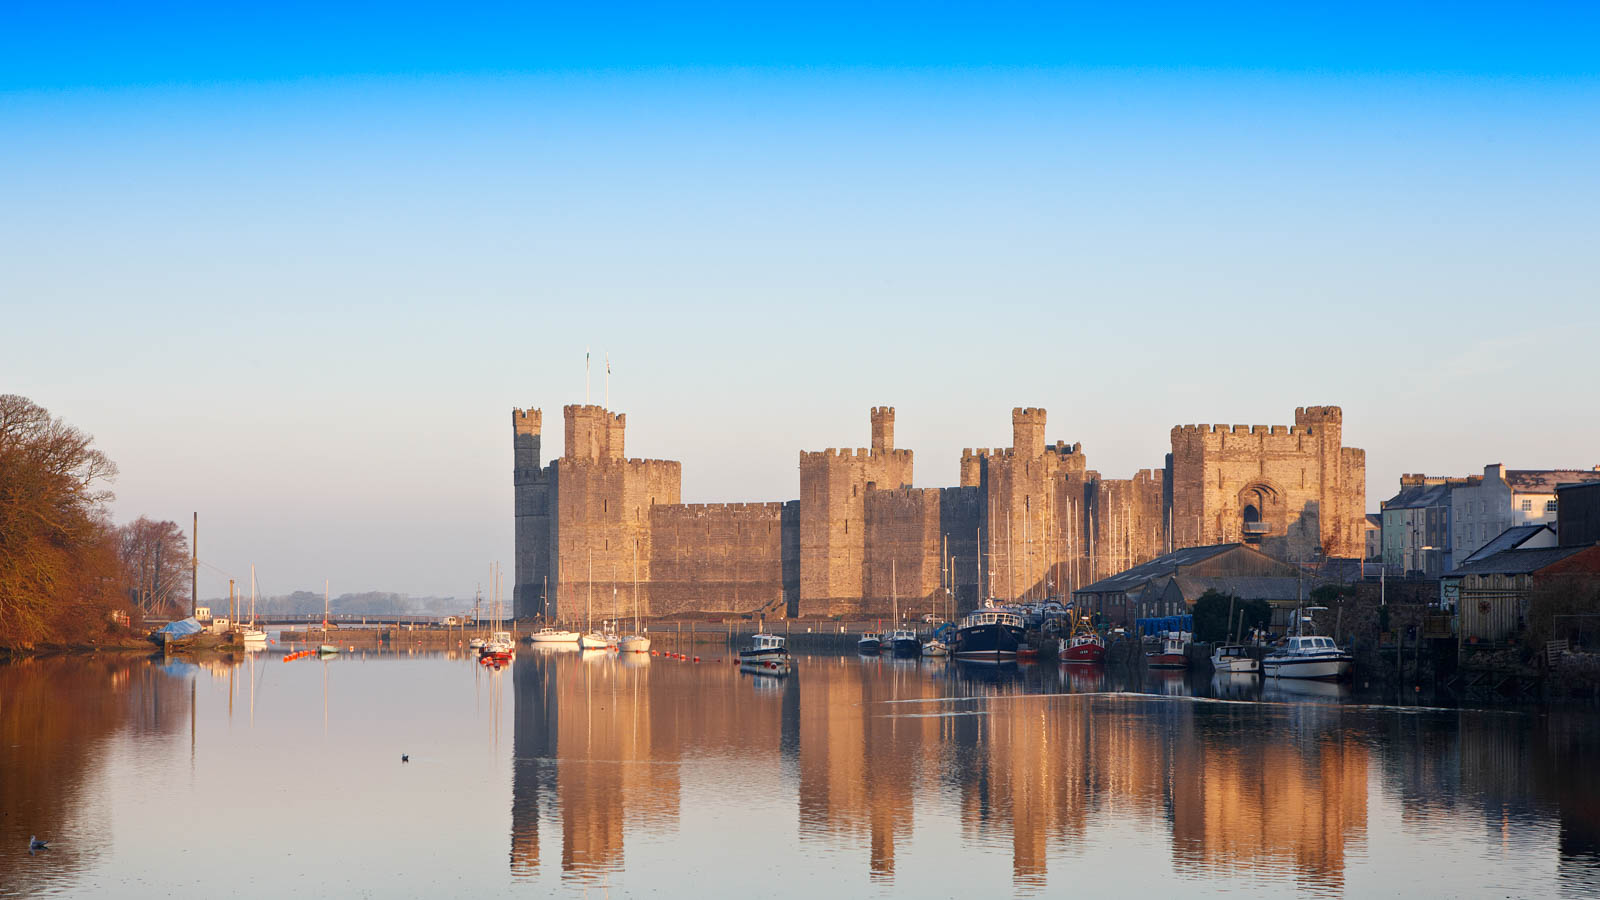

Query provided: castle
[513,403,1365,621]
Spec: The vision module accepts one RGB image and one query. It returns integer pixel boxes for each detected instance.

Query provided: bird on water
[401,754,409,763]
[29,836,49,852]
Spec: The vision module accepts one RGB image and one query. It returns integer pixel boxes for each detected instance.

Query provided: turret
[564,405,625,462]
[1012,407,1047,460]
[513,408,542,471]
[870,406,895,452]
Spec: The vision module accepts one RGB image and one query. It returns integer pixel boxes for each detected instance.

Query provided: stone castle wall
[1169,405,1365,561]
[515,401,1367,621]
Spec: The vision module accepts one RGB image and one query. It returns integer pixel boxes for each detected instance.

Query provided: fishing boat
[952,609,1025,660]
[1210,643,1260,674]
[1146,631,1190,669]
[1057,615,1105,665]
[886,628,919,656]
[885,561,919,656]
[857,632,883,654]
[739,633,790,676]
[920,637,949,657]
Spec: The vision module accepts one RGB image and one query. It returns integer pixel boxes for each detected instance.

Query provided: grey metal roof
[1446,545,1590,577]
[1171,575,1316,603]
[1073,544,1239,594]
[1383,482,1454,511]
[1506,469,1600,492]
[1460,524,1555,566]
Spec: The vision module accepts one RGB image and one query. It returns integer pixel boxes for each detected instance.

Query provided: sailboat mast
[633,539,640,633]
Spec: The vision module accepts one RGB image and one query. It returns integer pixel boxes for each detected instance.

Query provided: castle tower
[871,406,895,452]
[798,408,914,616]
[564,404,625,462]
[1012,408,1047,461]
[513,408,552,619]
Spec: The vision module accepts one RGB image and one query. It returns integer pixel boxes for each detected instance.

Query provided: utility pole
[191,512,198,618]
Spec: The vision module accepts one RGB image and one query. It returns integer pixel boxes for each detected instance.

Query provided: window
[1547,500,1559,513]
[1521,499,1532,512]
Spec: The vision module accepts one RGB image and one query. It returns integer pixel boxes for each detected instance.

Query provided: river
[3,645,1597,897]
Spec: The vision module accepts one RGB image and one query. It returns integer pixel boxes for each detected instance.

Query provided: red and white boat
[1146,631,1190,669]
[1057,616,1105,665]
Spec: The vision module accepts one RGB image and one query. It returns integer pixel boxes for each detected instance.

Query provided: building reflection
[507,649,1600,892]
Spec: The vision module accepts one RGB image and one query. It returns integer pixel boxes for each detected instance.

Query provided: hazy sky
[5,2,1597,600]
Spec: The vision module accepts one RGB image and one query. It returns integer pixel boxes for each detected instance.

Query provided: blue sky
[4,2,1597,599]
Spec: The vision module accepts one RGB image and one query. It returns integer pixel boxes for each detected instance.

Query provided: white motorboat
[1263,635,1352,680]
[529,627,581,644]
[920,638,949,657]
[468,637,486,650]
[1210,643,1260,674]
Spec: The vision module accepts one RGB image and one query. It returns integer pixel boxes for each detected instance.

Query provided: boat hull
[1263,656,1352,680]
[889,638,920,657]
[579,634,610,650]
[921,640,949,657]
[1212,656,1260,674]
[857,639,881,654]
[740,659,790,677]
[953,622,1023,660]
[1059,642,1106,665]
[529,630,581,644]
[1146,652,1186,669]
[618,636,651,653]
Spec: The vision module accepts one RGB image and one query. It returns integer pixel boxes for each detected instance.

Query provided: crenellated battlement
[800,446,914,462]
[1172,423,1312,437]
[1047,440,1083,455]
[1012,407,1047,421]
[1295,405,1343,421]
[512,407,542,433]
[652,501,787,516]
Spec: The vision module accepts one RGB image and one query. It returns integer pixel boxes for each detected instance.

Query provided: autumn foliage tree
[0,394,123,649]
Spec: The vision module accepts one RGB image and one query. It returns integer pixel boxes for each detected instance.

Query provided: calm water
[3,646,1599,898]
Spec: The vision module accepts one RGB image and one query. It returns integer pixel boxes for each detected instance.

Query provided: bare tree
[116,517,191,618]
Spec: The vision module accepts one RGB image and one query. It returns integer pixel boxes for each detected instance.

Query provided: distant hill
[199,590,475,618]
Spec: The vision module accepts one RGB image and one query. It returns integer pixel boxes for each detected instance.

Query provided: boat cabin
[962,610,1024,629]
[1214,644,1251,659]
[751,633,786,651]
[1284,636,1341,653]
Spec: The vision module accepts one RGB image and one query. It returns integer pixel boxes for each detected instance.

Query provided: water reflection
[0,656,193,896]
[508,651,1600,895]
[2,649,1596,897]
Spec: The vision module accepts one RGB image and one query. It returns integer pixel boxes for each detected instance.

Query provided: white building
[1451,464,1600,562]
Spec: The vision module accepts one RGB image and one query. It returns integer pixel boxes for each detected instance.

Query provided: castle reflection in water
[505,649,1600,892]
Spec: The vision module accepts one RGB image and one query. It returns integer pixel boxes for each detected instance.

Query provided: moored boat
[1146,631,1190,669]
[1210,643,1260,674]
[1057,615,1106,665]
[953,610,1025,660]
[529,627,581,644]
[739,633,790,676]
[618,634,651,653]
[886,628,920,657]
[857,632,883,654]
[920,638,949,657]
[1263,635,1352,680]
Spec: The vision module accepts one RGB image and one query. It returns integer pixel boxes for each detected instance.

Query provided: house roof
[1446,545,1591,577]
[1072,544,1238,594]
[1365,514,1381,529]
[1460,524,1555,566]
[1506,469,1600,493]
[1384,482,1455,511]
[1170,575,1315,604]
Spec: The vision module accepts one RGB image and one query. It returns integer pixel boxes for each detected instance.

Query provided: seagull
[401,754,409,763]
[29,835,49,851]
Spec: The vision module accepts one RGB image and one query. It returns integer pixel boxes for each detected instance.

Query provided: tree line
[0,395,192,650]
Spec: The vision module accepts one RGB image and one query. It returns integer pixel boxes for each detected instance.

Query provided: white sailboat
[317,580,339,655]
[579,551,610,649]
[238,565,267,648]
[618,541,651,653]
